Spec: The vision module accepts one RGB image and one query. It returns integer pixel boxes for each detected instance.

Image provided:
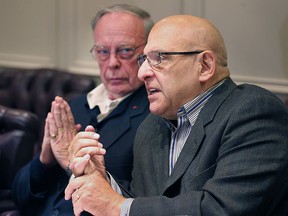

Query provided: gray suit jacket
[127,78,288,216]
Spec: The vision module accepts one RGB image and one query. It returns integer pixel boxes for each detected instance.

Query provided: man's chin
[108,88,132,99]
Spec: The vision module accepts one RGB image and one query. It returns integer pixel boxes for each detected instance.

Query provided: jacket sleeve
[12,156,62,211]
[129,92,288,216]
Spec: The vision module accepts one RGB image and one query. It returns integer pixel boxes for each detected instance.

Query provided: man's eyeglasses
[90,43,146,62]
[137,51,204,67]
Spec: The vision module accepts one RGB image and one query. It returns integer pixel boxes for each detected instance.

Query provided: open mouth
[148,88,160,95]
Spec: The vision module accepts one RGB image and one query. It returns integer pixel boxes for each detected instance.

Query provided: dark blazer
[12,86,150,216]
[69,85,150,184]
[127,78,288,216]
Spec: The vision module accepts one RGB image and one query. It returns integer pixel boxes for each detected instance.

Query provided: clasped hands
[40,96,79,169]
[65,125,126,216]
[65,123,126,216]
[42,96,125,216]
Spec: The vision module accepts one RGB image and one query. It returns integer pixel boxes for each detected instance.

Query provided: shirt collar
[87,83,131,114]
[164,79,226,128]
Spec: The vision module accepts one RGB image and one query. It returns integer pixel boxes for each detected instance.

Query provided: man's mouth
[110,77,126,81]
[148,88,159,95]
[109,78,126,84]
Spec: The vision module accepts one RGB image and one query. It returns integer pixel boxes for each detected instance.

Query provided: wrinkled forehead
[94,12,146,45]
[145,22,193,53]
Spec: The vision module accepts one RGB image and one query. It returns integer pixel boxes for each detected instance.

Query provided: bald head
[139,15,230,118]
[148,15,228,68]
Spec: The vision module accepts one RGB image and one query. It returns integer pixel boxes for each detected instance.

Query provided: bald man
[65,15,288,216]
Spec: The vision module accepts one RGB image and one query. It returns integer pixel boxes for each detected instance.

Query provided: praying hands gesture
[40,96,79,169]
[40,96,127,215]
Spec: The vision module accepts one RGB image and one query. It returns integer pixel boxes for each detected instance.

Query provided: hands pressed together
[40,96,78,169]
[40,96,125,216]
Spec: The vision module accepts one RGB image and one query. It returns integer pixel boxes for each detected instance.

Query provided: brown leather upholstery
[0,105,39,215]
[0,67,98,153]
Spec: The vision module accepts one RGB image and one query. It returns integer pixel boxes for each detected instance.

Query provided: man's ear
[198,51,216,82]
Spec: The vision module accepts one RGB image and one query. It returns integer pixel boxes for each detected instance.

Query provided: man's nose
[138,61,153,81]
[107,52,121,68]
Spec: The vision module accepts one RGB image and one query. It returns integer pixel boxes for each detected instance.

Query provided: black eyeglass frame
[137,50,204,67]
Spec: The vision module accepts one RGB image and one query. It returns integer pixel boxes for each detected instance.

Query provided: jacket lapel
[163,121,205,192]
[99,86,148,149]
[152,120,170,193]
[162,78,237,192]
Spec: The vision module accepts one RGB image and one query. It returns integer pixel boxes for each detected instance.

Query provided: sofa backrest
[0,67,99,153]
[0,105,39,188]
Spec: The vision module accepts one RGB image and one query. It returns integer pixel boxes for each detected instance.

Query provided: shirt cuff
[106,172,134,216]
[107,171,123,194]
[120,198,134,216]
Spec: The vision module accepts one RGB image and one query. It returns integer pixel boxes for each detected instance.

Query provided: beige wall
[0,0,288,96]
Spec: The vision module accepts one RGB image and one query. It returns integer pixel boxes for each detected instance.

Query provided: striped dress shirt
[164,80,224,174]
[120,80,225,215]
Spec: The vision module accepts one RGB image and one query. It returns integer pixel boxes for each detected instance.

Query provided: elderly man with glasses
[65,15,288,216]
[12,4,153,216]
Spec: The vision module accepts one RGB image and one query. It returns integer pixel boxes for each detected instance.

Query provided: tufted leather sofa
[0,67,99,153]
[0,67,99,216]
[0,105,39,215]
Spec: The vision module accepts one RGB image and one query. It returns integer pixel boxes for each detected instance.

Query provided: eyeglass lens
[137,51,204,67]
[137,52,161,67]
[91,47,136,61]
[90,43,146,62]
